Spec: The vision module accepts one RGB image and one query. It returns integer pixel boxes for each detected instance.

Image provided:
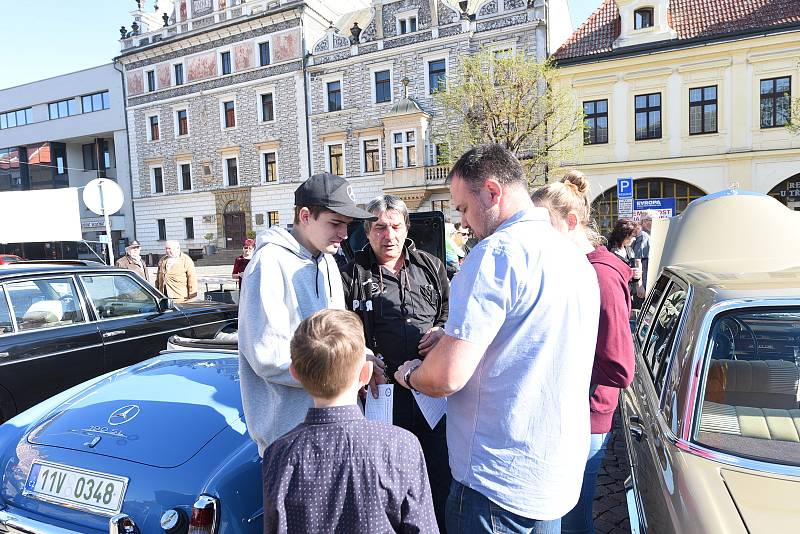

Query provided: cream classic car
[623,190,800,533]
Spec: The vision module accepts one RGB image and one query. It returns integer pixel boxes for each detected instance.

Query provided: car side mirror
[158,297,175,312]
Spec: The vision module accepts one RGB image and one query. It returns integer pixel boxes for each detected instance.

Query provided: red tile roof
[554,0,800,61]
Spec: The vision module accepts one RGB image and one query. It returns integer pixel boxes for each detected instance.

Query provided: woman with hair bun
[531,170,636,534]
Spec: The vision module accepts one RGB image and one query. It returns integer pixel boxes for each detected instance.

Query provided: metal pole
[99,179,115,265]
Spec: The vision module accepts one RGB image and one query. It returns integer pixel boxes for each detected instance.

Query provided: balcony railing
[425,164,450,184]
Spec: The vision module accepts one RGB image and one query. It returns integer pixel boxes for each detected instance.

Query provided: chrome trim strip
[624,476,644,534]
[0,508,83,533]
[100,319,232,346]
[0,343,105,367]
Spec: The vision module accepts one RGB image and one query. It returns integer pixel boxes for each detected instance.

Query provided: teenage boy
[238,172,376,458]
[262,309,438,533]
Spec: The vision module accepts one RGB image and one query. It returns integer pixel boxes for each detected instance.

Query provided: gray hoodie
[238,226,345,456]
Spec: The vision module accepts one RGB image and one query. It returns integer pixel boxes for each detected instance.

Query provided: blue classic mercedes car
[0,343,261,534]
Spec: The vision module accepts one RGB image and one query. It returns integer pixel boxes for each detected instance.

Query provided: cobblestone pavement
[594,412,633,534]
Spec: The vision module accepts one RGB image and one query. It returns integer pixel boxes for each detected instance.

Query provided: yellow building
[554,0,800,233]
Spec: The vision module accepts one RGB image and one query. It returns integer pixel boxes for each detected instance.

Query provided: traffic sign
[618,198,633,218]
[83,178,124,216]
[617,177,633,199]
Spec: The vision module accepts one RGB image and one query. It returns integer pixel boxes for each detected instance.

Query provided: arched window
[768,173,800,210]
[591,178,706,236]
[634,7,654,29]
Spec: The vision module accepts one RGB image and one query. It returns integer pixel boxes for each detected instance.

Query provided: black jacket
[341,240,449,371]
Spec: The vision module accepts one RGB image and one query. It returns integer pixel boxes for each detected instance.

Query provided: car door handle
[0,352,8,358]
[102,330,126,339]
[629,415,647,442]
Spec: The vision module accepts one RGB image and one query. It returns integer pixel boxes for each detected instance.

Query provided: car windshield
[696,308,800,466]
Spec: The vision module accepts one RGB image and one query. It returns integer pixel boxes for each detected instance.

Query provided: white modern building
[0,64,134,259]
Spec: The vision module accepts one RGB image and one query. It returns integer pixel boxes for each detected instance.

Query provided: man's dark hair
[447,144,525,190]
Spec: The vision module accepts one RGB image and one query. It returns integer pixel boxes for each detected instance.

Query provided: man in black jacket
[341,194,451,530]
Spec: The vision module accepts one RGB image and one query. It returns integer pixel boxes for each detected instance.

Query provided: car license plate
[24,461,128,516]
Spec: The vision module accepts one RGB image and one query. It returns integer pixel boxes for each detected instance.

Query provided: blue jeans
[560,432,610,534]
[445,480,561,534]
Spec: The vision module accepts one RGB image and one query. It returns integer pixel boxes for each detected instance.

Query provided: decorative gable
[613,0,676,48]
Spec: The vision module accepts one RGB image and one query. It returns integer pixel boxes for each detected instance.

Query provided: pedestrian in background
[395,144,600,534]
[262,309,438,533]
[238,172,376,460]
[155,240,197,302]
[532,170,636,534]
[607,218,645,301]
[341,194,451,530]
[633,209,659,297]
[115,240,149,282]
[232,238,255,288]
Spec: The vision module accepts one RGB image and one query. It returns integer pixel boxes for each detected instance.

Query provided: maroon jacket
[587,246,636,434]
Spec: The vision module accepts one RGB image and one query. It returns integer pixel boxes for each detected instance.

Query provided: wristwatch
[404,364,421,393]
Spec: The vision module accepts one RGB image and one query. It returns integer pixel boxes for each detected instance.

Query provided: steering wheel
[716,316,759,360]
[58,295,78,321]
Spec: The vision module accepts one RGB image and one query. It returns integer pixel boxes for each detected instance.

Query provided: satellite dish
[83,178,124,216]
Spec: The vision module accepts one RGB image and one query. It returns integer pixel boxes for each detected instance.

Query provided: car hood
[722,468,800,533]
[26,352,245,468]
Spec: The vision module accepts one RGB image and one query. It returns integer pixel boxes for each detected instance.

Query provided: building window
[176,109,189,136]
[760,76,791,129]
[261,93,274,122]
[81,91,110,113]
[225,157,238,186]
[398,16,417,35]
[147,70,156,92]
[174,63,184,85]
[634,8,654,29]
[268,211,279,227]
[48,99,78,119]
[185,217,194,239]
[363,138,381,173]
[689,86,717,135]
[634,93,662,140]
[179,162,192,191]
[428,59,446,94]
[82,144,97,171]
[148,115,160,141]
[0,107,33,129]
[375,70,391,104]
[157,219,167,240]
[220,51,231,75]
[259,42,271,66]
[223,100,236,128]
[151,167,164,194]
[393,131,417,168]
[327,80,342,112]
[328,144,344,176]
[583,99,609,145]
[263,152,277,182]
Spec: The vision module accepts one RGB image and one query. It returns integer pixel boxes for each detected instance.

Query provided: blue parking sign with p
[617,178,633,198]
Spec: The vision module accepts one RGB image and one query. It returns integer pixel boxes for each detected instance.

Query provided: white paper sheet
[364,384,394,424]
[412,390,447,429]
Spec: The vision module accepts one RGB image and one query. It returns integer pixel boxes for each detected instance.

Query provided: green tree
[433,49,583,186]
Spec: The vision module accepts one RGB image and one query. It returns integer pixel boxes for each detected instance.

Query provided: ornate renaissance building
[116,0,571,255]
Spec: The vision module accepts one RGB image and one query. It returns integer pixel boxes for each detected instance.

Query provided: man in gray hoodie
[238,172,376,457]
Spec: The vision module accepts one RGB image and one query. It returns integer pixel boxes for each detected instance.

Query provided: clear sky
[0,0,605,91]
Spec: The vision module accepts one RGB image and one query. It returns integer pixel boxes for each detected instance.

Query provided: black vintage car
[0,261,237,422]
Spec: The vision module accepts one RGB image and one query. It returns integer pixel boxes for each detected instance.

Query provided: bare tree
[433,49,583,186]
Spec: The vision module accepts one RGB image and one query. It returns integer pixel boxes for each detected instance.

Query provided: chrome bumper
[0,509,81,534]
